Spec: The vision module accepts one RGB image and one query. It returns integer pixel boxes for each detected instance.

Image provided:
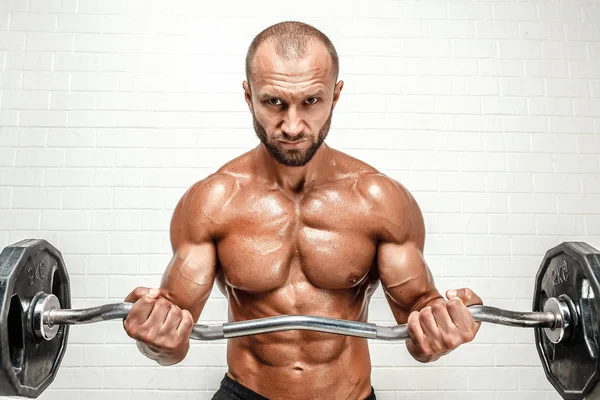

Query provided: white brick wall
[1,0,599,399]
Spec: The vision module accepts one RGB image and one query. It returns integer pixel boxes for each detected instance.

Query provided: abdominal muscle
[227,333,373,399]
[221,280,376,400]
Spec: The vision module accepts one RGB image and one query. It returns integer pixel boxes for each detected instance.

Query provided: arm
[125,174,236,365]
[367,175,480,363]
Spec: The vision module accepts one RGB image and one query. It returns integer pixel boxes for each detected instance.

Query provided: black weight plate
[533,242,600,400]
[0,239,71,398]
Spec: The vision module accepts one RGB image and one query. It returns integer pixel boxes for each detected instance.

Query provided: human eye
[266,98,282,106]
[305,97,319,105]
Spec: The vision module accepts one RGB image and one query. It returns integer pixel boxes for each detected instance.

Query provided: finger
[124,295,156,327]
[142,297,172,332]
[430,301,455,334]
[447,297,478,333]
[407,310,425,345]
[418,306,440,339]
[159,304,183,335]
[124,286,152,303]
[176,310,194,338]
[448,288,482,306]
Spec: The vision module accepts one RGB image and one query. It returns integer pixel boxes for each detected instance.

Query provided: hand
[123,287,194,357]
[406,288,482,362]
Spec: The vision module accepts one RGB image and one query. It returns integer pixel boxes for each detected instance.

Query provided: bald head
[245,21,339,85]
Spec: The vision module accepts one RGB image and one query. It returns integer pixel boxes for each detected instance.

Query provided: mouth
[279,140,307,148]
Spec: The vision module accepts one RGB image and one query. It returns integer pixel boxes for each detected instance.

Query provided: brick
[10,12,57,32]
[509,194,558,213]
[41,210,90,231]
[463,193,509,213]
[51,368,103,389]
[54,52,101,71]
[500,78,545,96]
[66,149,115,167]
[0,32,26,50]
[0,71,22,89]
[5,51,53,70]
[0,210,40,229]
[50,92,98,110]
[533,173,580,193]
[62,187,113,209]
[91,210,142,231]
[30,0,77,13]
[22,72,70,91]
[479,59,524,77]
[488,214,536,235]
[481,97,527,115]
[2,90,49,110]
[518,22,564,40]
[486,173,533,193]
[26,33,73,51]
[536,214,585,235]
[545,78,590,98]
[475,21,520,39]
[468,368,517,390]
[448,3,492,20]
[507,154,554,173]
[538,4,583,22]
[573,99,600,117]
[47,130,95,147]
[12,187,63,209]
[0,167,44,186]
[0,148,16,166]
[492,3,537,21]
[439,214,487,234]
[530,134,578,153]
[88,255,139,275]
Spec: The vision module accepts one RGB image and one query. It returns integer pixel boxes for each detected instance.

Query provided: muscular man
[124,21,482,400]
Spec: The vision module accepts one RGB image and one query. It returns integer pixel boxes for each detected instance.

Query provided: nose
[281,106,304,138]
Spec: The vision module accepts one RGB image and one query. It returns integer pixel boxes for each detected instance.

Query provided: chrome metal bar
[44,302,560,341]
[222,316,378,339]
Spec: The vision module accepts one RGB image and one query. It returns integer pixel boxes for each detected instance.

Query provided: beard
[253,110,333,167]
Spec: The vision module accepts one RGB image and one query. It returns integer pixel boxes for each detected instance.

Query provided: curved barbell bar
[37,294,565,342]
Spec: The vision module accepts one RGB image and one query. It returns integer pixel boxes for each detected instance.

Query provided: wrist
[406,342,448,363]
[136,340,190,366]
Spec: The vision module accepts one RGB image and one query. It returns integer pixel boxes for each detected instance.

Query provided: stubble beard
[253,110,333,167]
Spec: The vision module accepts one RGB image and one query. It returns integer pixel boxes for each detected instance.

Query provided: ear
[243,81,253,113]
[332,80,344,110]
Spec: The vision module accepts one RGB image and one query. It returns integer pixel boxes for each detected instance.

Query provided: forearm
[136,340,190,366]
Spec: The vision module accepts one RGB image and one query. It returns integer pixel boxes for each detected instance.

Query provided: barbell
[0,239,599,399]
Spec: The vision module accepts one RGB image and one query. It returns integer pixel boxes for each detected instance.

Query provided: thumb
[446,288,483,306]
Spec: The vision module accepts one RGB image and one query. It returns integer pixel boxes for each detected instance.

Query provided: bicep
[374,180,442,323]
[377,241,442,324]
[158,178,226,322]
[160,240,217,322]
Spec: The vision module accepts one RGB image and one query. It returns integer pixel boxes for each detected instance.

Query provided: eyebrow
[258,88,325,101]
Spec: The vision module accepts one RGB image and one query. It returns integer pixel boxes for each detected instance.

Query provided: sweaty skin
[161,148,442,400]
[126,34,481,400]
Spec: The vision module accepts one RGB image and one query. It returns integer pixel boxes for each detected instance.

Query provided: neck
[255,143,330,193]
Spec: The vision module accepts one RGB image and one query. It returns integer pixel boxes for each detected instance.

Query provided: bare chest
[215,188,377,292]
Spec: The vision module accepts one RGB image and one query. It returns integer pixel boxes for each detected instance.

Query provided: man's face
[244,40,343,167]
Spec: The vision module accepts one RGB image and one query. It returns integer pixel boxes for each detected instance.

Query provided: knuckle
[170,305,182,316]
[420,306,432,317]
[156,297,171,308]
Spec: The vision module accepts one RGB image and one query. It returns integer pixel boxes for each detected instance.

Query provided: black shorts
[212,374,377,400]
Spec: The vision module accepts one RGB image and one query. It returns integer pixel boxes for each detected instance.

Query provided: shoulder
[181,173,240,213]
[176,150,253,216]
[354,173,413,210]
[354,172,424,244]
